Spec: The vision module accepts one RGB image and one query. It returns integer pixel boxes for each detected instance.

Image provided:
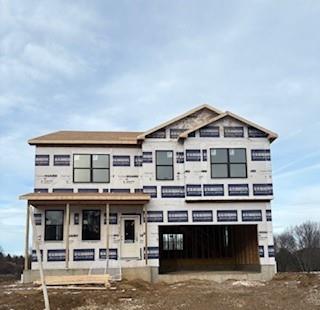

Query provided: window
[73,154,110,183]
[82,210,101,240]
[74,213,79,225]
[45,210,64,241]
[163,234,183,250]
[124,219,135,243]
[156,151,173,180]
[210,148,247,178]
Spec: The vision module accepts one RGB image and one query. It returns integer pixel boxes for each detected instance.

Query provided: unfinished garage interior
[159,225,260,274]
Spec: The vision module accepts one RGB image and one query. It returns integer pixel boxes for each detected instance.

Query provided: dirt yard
[0,273,319,310]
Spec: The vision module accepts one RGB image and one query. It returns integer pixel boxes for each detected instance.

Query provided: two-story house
[20,104,277,283]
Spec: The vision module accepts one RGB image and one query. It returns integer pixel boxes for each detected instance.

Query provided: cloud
[0,0,320,253]
[273,150,320,174]
[21,43,86,78]
[0,94,36,117]
[274,163,320,179]
[0,205,25,255]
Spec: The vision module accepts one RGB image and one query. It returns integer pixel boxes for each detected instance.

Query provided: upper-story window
[73,154,110,183]
[45,210,64,241]
[156,151,174,180]
[210,148,247,178]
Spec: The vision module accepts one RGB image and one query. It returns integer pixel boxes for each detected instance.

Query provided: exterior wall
[34,146,142,193]
[141,116,273,200]
[30,114,276,275]
[31,201,275,270]
[34,117,273,199]
[31,205,147,270]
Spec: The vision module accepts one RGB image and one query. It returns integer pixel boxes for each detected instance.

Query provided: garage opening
[159,225,260,274]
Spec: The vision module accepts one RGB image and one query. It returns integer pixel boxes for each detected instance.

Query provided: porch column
[143,205,148,265]
[24,202,30,271]
[65,203,70,269]
[105,203,110,271]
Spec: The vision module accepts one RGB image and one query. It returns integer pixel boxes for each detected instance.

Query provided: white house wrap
[20,104,278,283]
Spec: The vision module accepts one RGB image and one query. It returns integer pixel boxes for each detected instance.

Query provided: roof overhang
[28,131,143,147]
[19,192,150,206]
[28,140,141,146]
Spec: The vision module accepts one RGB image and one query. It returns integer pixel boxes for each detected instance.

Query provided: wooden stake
[143,205,148,265]
[65,203,70,269]
[105,203,110,273]
[24,203,30,271]
[30,205,50,310]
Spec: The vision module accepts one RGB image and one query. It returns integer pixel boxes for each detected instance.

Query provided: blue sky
[0,0,319,254]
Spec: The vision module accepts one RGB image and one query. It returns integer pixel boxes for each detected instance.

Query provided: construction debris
[40,286,108,290]
[232,280,265,287]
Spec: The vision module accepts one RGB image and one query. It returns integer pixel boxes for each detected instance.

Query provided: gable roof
[179,111,278,142]
[28,131,143,146]
[27,105,278,146]
[137,104,223,140]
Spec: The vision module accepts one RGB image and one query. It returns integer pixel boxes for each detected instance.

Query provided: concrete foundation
[22,267,153,283]
[155,265,276,283]
[22,265,275,284]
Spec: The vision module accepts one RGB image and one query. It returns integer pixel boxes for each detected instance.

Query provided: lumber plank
[44,286,108,290]
[34,274,110,287]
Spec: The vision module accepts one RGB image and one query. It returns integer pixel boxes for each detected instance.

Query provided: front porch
[19,192,150,282]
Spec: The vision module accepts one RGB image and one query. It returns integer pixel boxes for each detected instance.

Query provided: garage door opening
[159,225,260,274]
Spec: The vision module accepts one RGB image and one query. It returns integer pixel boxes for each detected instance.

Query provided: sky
[0,0,319,255]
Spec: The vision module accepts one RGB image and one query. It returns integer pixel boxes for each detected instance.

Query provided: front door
[121,216,140,259]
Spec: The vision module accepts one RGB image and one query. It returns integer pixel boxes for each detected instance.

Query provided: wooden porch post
[105,203,110,272]
[65,203,70,269]
[143,205,148,265]
[24,202,30,271]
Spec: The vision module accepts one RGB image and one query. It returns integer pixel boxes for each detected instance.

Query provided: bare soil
[0,273,319,310]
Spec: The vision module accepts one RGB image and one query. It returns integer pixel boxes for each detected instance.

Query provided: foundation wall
[22,265,275,284]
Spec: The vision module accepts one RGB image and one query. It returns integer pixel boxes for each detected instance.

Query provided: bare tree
[275,221,320,272]
[293,221,320,272]
[274,232,301,271]
[293,221,320,249]
[275,231,296,252]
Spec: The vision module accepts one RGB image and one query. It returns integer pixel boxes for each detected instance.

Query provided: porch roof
[19,192,150,205]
